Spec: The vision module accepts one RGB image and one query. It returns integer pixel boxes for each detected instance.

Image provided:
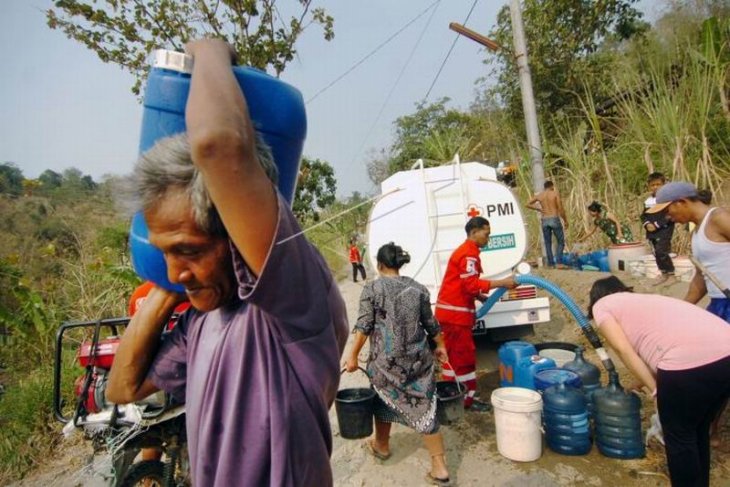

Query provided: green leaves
[47,1,335,94]
[293,157,337,223]
[487,0,648,127]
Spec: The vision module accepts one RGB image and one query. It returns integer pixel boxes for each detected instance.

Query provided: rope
[276,188,401,245]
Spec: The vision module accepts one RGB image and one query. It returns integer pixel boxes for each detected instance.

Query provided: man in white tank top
[649,181,730,316]
[648,181,730,448]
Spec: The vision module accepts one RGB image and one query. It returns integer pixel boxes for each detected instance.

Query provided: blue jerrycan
[514,355,556,390]
[498,341,537,387]
[130,50,307,291]
[593,371,645,459]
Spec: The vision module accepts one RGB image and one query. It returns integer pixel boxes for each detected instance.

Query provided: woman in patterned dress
[344,242,451,486]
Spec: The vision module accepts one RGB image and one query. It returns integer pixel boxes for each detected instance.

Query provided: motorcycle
[53,317,190,486]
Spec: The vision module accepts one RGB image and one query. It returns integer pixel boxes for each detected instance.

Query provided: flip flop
[365,440,391,461]
[426,472,452,486]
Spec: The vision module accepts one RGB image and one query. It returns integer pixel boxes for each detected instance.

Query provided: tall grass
[520,42,730,257]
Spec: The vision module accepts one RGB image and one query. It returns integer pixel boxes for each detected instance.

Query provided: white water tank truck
[367,157,551,339]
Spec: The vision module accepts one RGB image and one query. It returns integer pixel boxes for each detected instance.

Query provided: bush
[0,367,60,483]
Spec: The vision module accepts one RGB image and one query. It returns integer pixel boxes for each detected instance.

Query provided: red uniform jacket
[349,245,362,263]
[435,239,491,327]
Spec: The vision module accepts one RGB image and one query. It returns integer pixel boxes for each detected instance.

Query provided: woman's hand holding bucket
[343,353,359,373]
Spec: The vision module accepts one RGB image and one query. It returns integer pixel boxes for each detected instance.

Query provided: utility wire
[305,0,441,105]
[422,0,480,102]
[352,0,442,162]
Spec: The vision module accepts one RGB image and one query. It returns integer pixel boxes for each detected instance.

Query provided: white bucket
[491,387,543,462]
[607,243,649,272]
[538,348,575,367]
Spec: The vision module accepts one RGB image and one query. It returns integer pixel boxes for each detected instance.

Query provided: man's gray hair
[135,132,278,237]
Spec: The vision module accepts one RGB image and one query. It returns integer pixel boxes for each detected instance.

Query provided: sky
[1,0,664,198]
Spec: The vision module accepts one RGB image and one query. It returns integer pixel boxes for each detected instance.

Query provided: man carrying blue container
[106,39,348,486]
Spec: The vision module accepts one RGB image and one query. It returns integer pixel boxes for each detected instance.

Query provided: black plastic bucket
[335,368,375,439]
[436,380,465,426]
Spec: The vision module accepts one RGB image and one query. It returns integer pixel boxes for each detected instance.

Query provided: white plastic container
[491,387,543,462]
[607,243,650,272]
[538,348,576,367]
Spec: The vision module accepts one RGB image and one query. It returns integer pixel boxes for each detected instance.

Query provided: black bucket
[335,368,375,439]
[436,380,465,426]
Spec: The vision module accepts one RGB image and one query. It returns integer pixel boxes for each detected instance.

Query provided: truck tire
[119,460,165,487]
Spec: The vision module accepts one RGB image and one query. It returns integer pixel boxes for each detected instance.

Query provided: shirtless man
[527,181,569,268]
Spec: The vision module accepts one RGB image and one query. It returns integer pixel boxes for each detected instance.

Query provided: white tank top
[691,207,730,298]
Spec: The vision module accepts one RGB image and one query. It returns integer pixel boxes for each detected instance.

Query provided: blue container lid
[535,368,582,390]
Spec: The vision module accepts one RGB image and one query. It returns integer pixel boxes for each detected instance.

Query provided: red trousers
[440,323,477,408]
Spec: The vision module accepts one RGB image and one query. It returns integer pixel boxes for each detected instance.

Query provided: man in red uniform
[435,216,516,411]
[349,238,367,282]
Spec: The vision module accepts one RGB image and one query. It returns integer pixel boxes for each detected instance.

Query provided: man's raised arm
[184,39,278,276]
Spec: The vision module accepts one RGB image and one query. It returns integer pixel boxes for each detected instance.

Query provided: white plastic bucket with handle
[491,387,543,462]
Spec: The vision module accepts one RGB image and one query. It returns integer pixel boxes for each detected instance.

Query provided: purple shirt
[148,195,349,486]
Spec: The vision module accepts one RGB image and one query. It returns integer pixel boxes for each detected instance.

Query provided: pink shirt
[592,293,730,372]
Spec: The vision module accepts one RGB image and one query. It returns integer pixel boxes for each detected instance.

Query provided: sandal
[426,472,451,486]
[365,440,391,461]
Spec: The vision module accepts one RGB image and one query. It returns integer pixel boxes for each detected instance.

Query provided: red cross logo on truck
[467,205,482,218]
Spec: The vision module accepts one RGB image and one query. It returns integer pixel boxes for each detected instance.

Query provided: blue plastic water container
[130,50,306,291]
[534,368,583,393]
[577,254,594,267]
[593,372,645,459]
[590,250,610,272]
[498,341,537,387]
[138,53,306,203]
[563,347,602,416]
[514,355,557,390]
[543,382,592,455]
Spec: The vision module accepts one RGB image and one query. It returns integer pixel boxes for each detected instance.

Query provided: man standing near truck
[435,216,517,411]
[526,180,569,268]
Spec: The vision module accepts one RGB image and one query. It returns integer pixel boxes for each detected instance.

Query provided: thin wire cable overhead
[423,0,480,102]
[305,0,441,105]
[352,0,442,163]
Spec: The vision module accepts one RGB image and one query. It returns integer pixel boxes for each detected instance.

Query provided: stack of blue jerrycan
[562,346,602,416]
[592,371,645,459]
[542,381,592,455]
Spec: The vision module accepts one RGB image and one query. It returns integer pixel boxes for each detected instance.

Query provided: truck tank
[367,158,550,334]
